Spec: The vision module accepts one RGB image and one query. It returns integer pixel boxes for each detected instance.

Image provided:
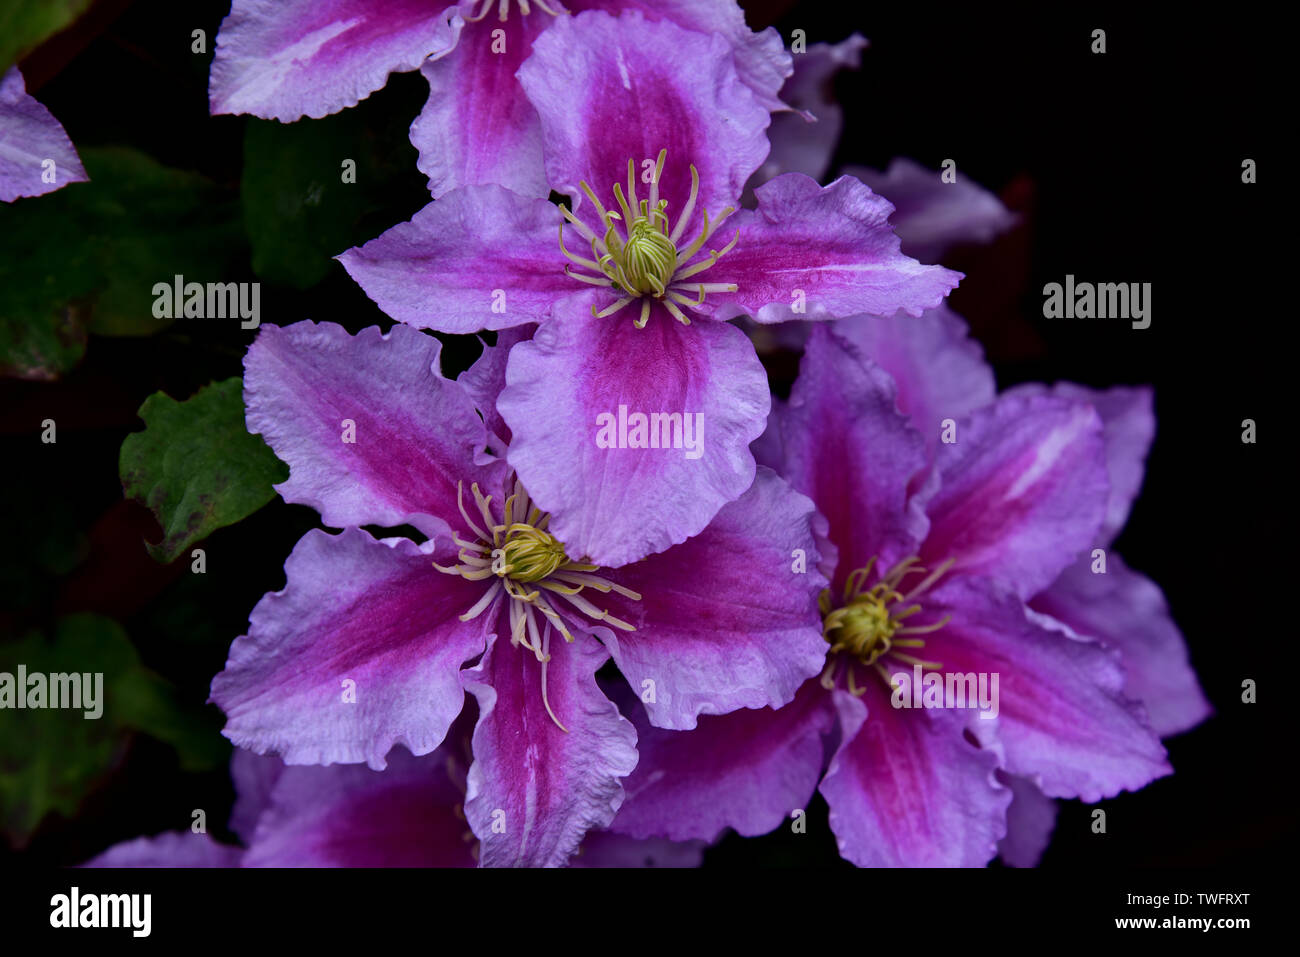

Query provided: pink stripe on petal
[244,321,504,537]
[412,13,551,198]
[337,186,567,333]
[463,630,637,867]
[209,0,462,121]
[595,469,829,730]
[922,392,1109,599]
[499,300,769,567]
[211,528,490,770]
[926,576,1171,802]
[518,10,770,224]
[715,174,963,324]
[820,680,1010,868]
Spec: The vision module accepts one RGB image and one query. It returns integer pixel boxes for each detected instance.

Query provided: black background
[0,0,1287,871]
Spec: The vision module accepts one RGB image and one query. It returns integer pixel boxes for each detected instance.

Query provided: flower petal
[411,13,551,198]
[82,832,243,868]
[995,772,1058,868]
[244,321,504,537]
[211,528,490,770]
[584,0,793,111]
[611,678,834,841]
[1008,383,1154,547]
[715,173,962,323]
[517,9,771,223]
[459,324,536,456]
[819,680,1009,867]
[922,392,1108,599]
[337,185,567,333]
[593,468,829,729]
[462,629,637,867]
[499,303,769,567]
[848,157,1016,264]
[748,34,868,187]
[924,575,1171,801]
[778,324,930,593]
[243,746,476,866]
[1029,553,1210,738]
[209,0,461,120]
[836,306,995,454]
[0,67,87,202]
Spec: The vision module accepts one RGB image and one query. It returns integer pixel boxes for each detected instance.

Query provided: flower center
[434,477,641,730]
[818,555,954,697]
[558,148,740,329]
[464,0,565,22]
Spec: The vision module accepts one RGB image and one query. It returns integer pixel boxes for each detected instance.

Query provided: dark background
[0,0,1286,868]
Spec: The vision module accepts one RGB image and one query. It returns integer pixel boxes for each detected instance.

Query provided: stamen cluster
[559,149,740,328]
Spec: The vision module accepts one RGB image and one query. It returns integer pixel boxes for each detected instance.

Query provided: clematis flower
[340,10,960,567]
[0,66,87,202]
[610,313,1186,866]
[85,739,703,867]
[208,0,788,201]
[209,319,827,866]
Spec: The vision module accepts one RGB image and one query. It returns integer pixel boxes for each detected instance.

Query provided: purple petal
[750,34,869,186]
[411,13,550,198]
[0,67,87,202]
[499,304,769,567]
[1030,553,1210,738]
[1008,383,1154,547]
[611,678,834,841]
[581,0,793,111]
[996,772,1058,868]
[715,173,962,324]
[229,748,284,844]
[778,324,930,593]
[244,321,504,538]
[459,324,536,455]
[922,392,1108,599]
[820,680,1010,867]
[209,0,461,120]
[592,468,829,729]
[462,630,637,867]
[571,830,705,868]
[836,306,995,454]
[243,746,476,866]
[848,157,1017,264]
[925,575,1171,801]
[518,9,771,224]
[211,528,490,769]
[82,832,243,868]
[337,186,568,333]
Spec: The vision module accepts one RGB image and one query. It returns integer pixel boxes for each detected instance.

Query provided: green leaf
[119,377,288,563]
[0,614,227,845]
[0,0,92,73]
[0,147,245,379]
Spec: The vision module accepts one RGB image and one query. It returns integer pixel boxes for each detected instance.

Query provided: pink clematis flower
[339,10,960,567]
[609,313,1195,866]
[208,320,827,866]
